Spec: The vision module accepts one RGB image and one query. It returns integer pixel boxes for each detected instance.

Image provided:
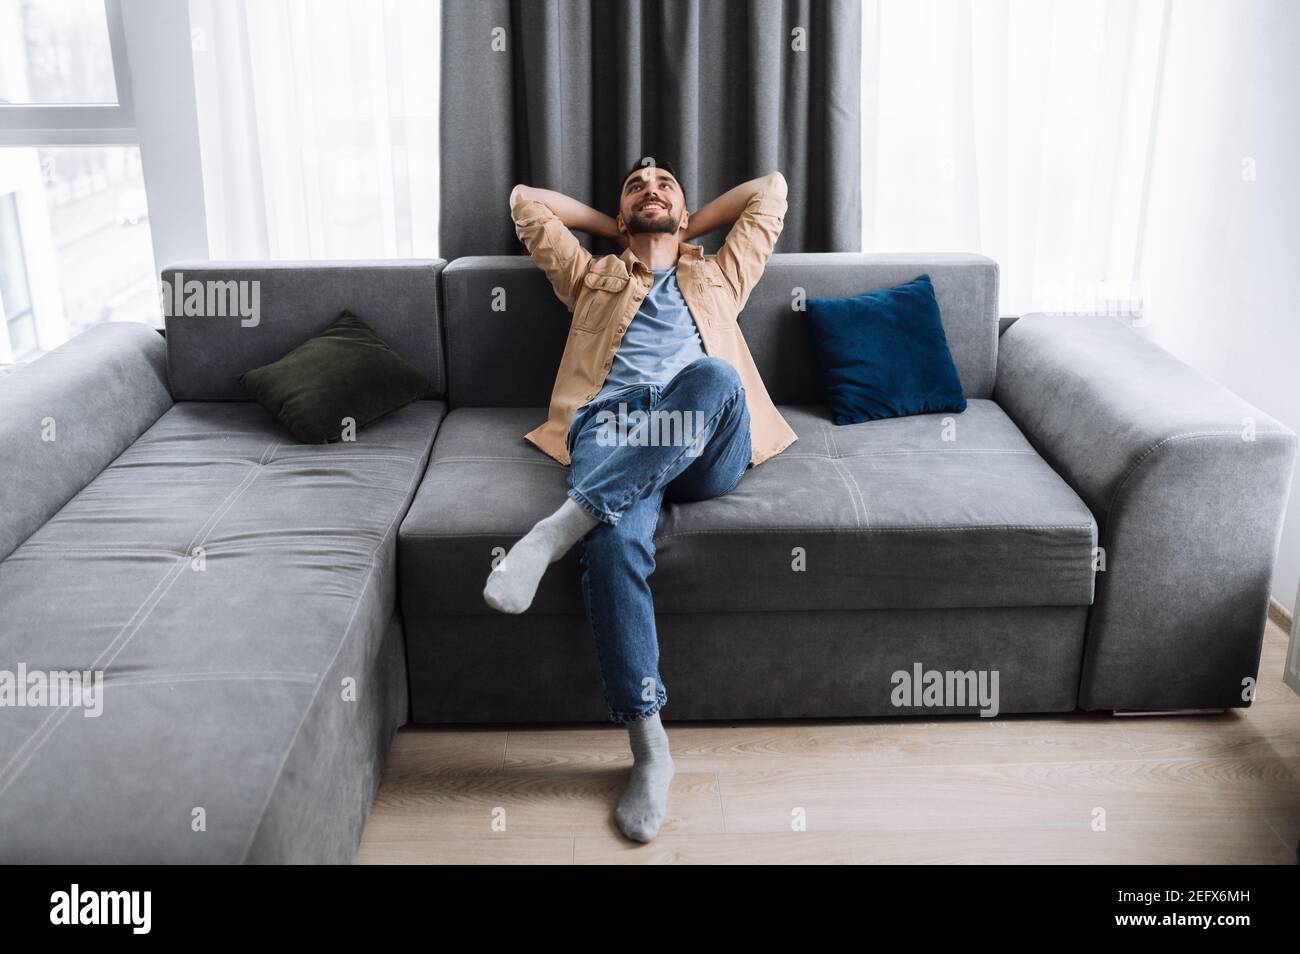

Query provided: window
[0,0,119,105]
[0,0,159,362]
[188,0,440,259]
[860,0,1165,317]
[0,193,37,358]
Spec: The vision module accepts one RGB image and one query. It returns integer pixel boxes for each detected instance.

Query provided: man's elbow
[510,183,533,214]
[763,171,788,199]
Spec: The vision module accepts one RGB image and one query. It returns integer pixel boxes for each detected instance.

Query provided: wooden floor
[358,619,1300,864]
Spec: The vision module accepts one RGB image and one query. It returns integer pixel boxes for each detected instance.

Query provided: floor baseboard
[1268,597,1293,634]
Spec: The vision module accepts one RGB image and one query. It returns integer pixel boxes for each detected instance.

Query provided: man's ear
[678,209,690,236]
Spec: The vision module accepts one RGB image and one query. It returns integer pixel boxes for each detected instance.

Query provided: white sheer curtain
[188,0,440,260]
[862,0,1169,316]
[187,0,1164,306]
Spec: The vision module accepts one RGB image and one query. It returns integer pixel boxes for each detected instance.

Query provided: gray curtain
[439,0,861,259]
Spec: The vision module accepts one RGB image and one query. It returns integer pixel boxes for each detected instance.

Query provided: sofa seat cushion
[398,399,1097,617]
[0,400,443,862]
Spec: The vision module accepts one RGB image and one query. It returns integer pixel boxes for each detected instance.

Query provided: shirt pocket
[573,269,629,333]
[699,270,736,326]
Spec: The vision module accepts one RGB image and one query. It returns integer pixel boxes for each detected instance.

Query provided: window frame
[0,0,138,146]
[0,0,209,344]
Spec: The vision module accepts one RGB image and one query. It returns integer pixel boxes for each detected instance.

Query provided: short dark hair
[620,158,685,207]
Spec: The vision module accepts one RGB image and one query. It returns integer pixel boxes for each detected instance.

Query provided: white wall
[1139,0,1300,612]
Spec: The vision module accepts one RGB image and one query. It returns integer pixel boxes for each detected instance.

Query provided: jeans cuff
[566,487,619,526]
[608,688,668,725]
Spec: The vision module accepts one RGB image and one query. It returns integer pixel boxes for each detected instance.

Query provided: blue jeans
[566,356,752,723]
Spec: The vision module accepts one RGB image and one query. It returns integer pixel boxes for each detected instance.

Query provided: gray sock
[615,711,676,842]
[483,497,600,614]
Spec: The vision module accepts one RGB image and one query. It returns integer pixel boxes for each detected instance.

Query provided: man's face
[618,167,688,238]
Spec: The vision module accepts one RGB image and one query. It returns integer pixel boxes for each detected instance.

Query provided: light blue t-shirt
[584,266,706,409]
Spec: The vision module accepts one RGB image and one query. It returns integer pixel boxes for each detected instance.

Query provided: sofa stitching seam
[822,424,865,528]
[431,456,564,467]
[433,449,1039,465]
[14,539,388,555]
[827,458,862,528]
[107,672,320,687]
[1105,429,1297,518]
[655,525,1096,538]
[0,560,190,796]
[831,428,874,526]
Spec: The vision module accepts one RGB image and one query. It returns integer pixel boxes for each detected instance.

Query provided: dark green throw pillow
[239,311,431,443]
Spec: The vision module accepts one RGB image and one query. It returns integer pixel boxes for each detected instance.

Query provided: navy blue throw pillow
[804,274,967,425]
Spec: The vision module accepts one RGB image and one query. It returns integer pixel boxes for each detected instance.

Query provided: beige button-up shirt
[511,188,798,467]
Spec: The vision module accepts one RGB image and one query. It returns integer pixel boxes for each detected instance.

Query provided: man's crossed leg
[483,356,751,841]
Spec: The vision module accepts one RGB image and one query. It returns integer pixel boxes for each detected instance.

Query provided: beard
[626,207,682,235]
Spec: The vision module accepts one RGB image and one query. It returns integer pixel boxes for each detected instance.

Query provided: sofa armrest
[0,323,173,563]
[995,314,1297,710]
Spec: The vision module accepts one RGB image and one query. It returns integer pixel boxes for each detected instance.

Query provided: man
[484,158,796,842]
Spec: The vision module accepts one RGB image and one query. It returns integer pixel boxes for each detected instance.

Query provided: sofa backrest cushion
[0,322,173,563]
[163,260,446,400]
[442,253,999,407]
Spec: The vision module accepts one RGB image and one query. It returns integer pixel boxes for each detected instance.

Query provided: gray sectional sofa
[0,254,1293,862]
